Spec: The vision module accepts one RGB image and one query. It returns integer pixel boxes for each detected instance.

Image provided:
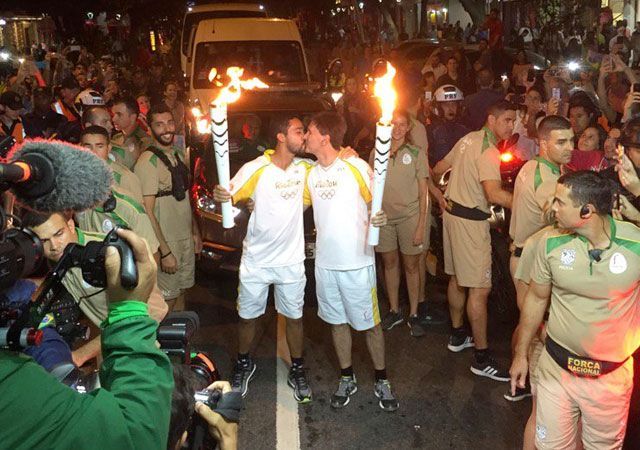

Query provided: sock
[417,301,428,316]
[291,357,304,369]
[237,352,250,363]
[451,326,466,337]
[474,348,489,363]
[375,369,387,382]
[340,366,354,378]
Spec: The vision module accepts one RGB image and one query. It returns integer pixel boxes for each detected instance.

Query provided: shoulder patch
[113,190,146,214]
[112,171,122,185]
[149,153,158,167]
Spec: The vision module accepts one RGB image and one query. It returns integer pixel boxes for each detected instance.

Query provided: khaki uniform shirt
[75,188,160,253]
[107,159,144,205]
[134,144,193,242]
[111,126,153,170]
[509,157,560,248]
[368,143,429,224]
[444,128,501,214]
[531,218,640,361]
[514,225,557,284]
[62,229,167,326]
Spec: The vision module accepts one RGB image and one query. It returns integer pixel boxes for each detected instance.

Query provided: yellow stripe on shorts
[371,286,380,325]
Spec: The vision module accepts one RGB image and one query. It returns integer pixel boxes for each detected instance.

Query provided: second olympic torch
[368,63,397,246]
[208,67,268,228]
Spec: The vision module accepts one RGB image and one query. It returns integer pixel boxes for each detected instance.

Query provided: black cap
[0,91,23,110]
[59,76,79,90]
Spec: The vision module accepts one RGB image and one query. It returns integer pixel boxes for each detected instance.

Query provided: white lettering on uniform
[609,252,627,274]
[536,424,547,441]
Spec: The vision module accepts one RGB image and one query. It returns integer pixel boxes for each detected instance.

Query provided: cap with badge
[0,91,23,111]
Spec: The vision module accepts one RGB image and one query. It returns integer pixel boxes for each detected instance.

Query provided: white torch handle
[211,104,234,229]
[368,123,392,246]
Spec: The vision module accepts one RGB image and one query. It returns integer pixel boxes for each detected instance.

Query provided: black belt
[513,246,523,257]
[446,200,491,221]
[545,337,628,377]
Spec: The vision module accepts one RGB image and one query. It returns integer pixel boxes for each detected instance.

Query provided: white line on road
[276,314,300,450]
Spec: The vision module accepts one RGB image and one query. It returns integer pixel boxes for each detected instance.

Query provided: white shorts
[315,264,380,331]
[238,261,306,320]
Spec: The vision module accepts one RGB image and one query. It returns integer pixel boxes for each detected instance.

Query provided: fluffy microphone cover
[9,139,113,213]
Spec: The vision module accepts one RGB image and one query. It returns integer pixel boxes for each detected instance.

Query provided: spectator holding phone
[512,50,532,89]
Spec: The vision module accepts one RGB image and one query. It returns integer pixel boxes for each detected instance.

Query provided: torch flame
[373,62,397,126]
[212,66,269,106]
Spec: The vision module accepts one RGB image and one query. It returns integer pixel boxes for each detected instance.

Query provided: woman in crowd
[567,124,608,171]
[369,109,430,338]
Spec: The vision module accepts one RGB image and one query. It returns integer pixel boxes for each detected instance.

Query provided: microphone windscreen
[9,139,113,213]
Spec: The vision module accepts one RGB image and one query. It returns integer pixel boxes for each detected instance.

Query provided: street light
[0,52,9,61]
[0,19,6,26]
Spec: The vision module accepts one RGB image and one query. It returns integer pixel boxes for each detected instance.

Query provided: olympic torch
[208,67,268,228]
[368,62,397,246]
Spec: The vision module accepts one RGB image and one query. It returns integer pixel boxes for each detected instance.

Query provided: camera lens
[0,228,44,290]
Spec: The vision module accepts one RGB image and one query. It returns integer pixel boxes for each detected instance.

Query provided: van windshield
[193,41,307,88]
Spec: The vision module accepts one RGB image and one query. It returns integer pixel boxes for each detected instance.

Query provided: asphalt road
[186,269,640,450]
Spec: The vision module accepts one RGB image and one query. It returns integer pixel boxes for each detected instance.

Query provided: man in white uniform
[304,111,399,412]
[214,115,313,403]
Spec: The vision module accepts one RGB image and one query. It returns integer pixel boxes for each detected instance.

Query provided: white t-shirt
[231,150,313,267]
[305,156,374,270]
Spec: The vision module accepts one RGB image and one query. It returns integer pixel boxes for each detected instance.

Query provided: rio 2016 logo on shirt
[559,249,576,270]
[402,153,412,165]
[609,252,627,274]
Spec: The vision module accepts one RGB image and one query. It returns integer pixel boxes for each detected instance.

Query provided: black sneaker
[407,315,426,337]
[381,310,404,331]
[418,310,447,326]
[447,334,475,352]
[230,358,256,398]
[470,357,510,382]
[330,375,358,408]
[374,379,399,412]
[503,385,532,402]
[288,366,312,404]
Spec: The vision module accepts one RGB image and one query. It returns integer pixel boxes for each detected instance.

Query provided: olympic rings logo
[280,190,298,200]
[319,189,335,200]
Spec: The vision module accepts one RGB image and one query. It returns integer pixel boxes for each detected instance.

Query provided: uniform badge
[402,153,412,165]
[560,249,576,269]
[102,219,114,233]
[609,252,627,274]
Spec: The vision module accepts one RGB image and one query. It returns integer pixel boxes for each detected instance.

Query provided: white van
[189,17,311,106]
[181,2,267,75]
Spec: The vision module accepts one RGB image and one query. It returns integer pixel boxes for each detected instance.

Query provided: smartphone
[424,91,432,101]
[552,87,561,100]
[617,35,624,44]
[501,73,508,82]
[527,68,536,82]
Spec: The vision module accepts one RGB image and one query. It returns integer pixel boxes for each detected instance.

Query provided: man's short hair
[21,210,55,229]
[537,115,572,141]
[82,105,109,128]
[487,100,517,119]
[310,111,347,148]
[621,116,640,148]
[147,102,174,123]
[80,125,110,142]
[168,366,198,450]
[112,96,140,116]
[268,113,299,143]
[477,69,494,88]
[557,171,614,214]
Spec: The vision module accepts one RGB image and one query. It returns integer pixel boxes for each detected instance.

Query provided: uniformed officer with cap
[433,99,516,381]
[510,170,640,449]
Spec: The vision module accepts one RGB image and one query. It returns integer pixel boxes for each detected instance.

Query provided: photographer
[22,211,168,367]
[169,369,238,450]
[0,229,174,449]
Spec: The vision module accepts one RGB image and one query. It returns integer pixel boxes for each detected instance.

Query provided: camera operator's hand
[105,228,157,304]
[195,381,238,450]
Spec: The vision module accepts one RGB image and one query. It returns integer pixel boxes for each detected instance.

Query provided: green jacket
[0,302,174,450]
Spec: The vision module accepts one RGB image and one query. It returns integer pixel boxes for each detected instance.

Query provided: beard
[152,129,175,146]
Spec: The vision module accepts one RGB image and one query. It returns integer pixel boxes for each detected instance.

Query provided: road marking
[276,314,300,450]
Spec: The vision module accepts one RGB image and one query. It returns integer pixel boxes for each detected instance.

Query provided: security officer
[0,91,25,144]
[134,103,201,311]
[510,171,640,449]
[432,99,516,381]
[80,125,144,204]
[426,84,469,167]
[112,96,153,170]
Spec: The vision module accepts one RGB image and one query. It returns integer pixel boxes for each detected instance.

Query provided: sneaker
[470,357,510,382]
[417,309,447,326]
[381,310,404,331]
[407,315,426,337]
[503,385,532,402]
[447,334,475,352]
[374,379,399,412]
[330,375,358,408]
[230,358,256,397]
[288,366,312,404]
